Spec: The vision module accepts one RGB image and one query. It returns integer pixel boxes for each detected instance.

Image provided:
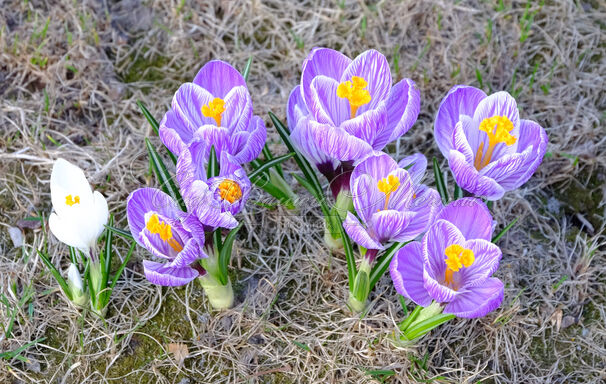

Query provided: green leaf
[69,246,78,264]
[207,145,219,179]
[292,340,310,351]
[137,101,177,164]
[454,183,463,200]
[104,225,134,240]
[432,157,449,204]
[103,215,114,287]
[399,295,408,317]
[404,313,455,340]
[0,337,46,361]
[37,250,72,300]
[248,152,294,182]
[262,144,284,178]
[292,173,316,197]
[369,242,406,291]
[145,137,186,211]
[241,56,253,82]
[353,269,370,302]
[269,112,323,198]
[492,217,518,243]
[252,177,296,209]
[398,305,422,332]
[330,212,357,292]
[108,243,135,296]
[218,223,243,286]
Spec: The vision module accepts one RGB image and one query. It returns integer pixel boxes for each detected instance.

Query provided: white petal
[91,191,109,243]
[49,212,90,251]
[67,263,84,291]
[51,159,94,217]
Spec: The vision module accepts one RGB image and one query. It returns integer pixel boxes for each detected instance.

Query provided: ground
[0,0,605,383]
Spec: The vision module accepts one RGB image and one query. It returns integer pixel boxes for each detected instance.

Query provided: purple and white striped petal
[443,277,504,318]
[390,242,433,307]
[436,198,493,241]
[434,85,487,157]
[397,153,427,185]
[301,48,351,111]
[340,49,392,113]
[143,260,200,286]
[448,150,505,200]
[193,60,247,98]
[343,212,383,250]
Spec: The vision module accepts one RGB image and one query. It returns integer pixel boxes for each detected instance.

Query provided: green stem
[198,274,234,310]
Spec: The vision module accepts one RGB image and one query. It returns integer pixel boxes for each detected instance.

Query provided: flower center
[444,244,475,289]
[218,179,242,204]
[201,97,226,127]
[337,76,371,119]
[474,115,517,170]
[65,194,80,206]
[145,213,183,253]
[377,174,400,211]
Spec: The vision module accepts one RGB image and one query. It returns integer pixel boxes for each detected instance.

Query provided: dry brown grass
[1,0,605,383]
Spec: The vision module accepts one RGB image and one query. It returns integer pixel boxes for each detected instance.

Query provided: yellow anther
[474,115,517,170]
[377,174,400,211]
[337,76,371,118]
[145,214,183,252]
[65,194,80,206]
[201,97,226,127]
[444,244,475,287]
[218,179,242,204]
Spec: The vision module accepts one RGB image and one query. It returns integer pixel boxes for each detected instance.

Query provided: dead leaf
[167,343,189,365]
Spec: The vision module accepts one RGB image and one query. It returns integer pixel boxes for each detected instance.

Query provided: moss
[91,287,205,382]
[553,165,604,230]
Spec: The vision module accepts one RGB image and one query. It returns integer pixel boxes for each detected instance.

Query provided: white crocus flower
[49,158,109,253]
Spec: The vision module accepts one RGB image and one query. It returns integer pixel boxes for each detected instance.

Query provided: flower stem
[198,273,234,310]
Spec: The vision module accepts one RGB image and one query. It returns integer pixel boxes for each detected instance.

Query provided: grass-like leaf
[404,313,455,340]
[492,217,519,243]
[241,55,253,81]
[248,152,294,182]
[137,101,177,164]
[218,223,243,286]
[432,157,449,204]
[262,144,285,178]
[369,242,406,291]
[454,183,463,200]
[108,243,135,296]
[207,145,219,179]
[0,337,46,361]
[105,225,134,240]
[37,250,72,300]
[269,112,323,198]
[145,137,186,211]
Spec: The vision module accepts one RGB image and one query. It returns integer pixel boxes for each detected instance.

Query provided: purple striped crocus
[160,60,266,164]
[175,141,250,231]
[435,86,548,200]
[287,48,421,196]
[390,198,504,318]
[126,188,207,286]
[343,152,441,253]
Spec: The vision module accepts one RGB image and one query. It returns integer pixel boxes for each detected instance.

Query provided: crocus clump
[390,198,504,318]
[344,152,441,252]
[287,48,421,197]
[434,86,548,200]
[160,60,266,164]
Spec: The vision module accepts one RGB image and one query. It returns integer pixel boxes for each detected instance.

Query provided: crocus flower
[343,152,441,252]
[159,60,266,164]
[175,142,249,228]
[287,48,421,195]
[127,188,208,286]
[434,86,548,200]
[390,198,504,318]
[49,158,109,253]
